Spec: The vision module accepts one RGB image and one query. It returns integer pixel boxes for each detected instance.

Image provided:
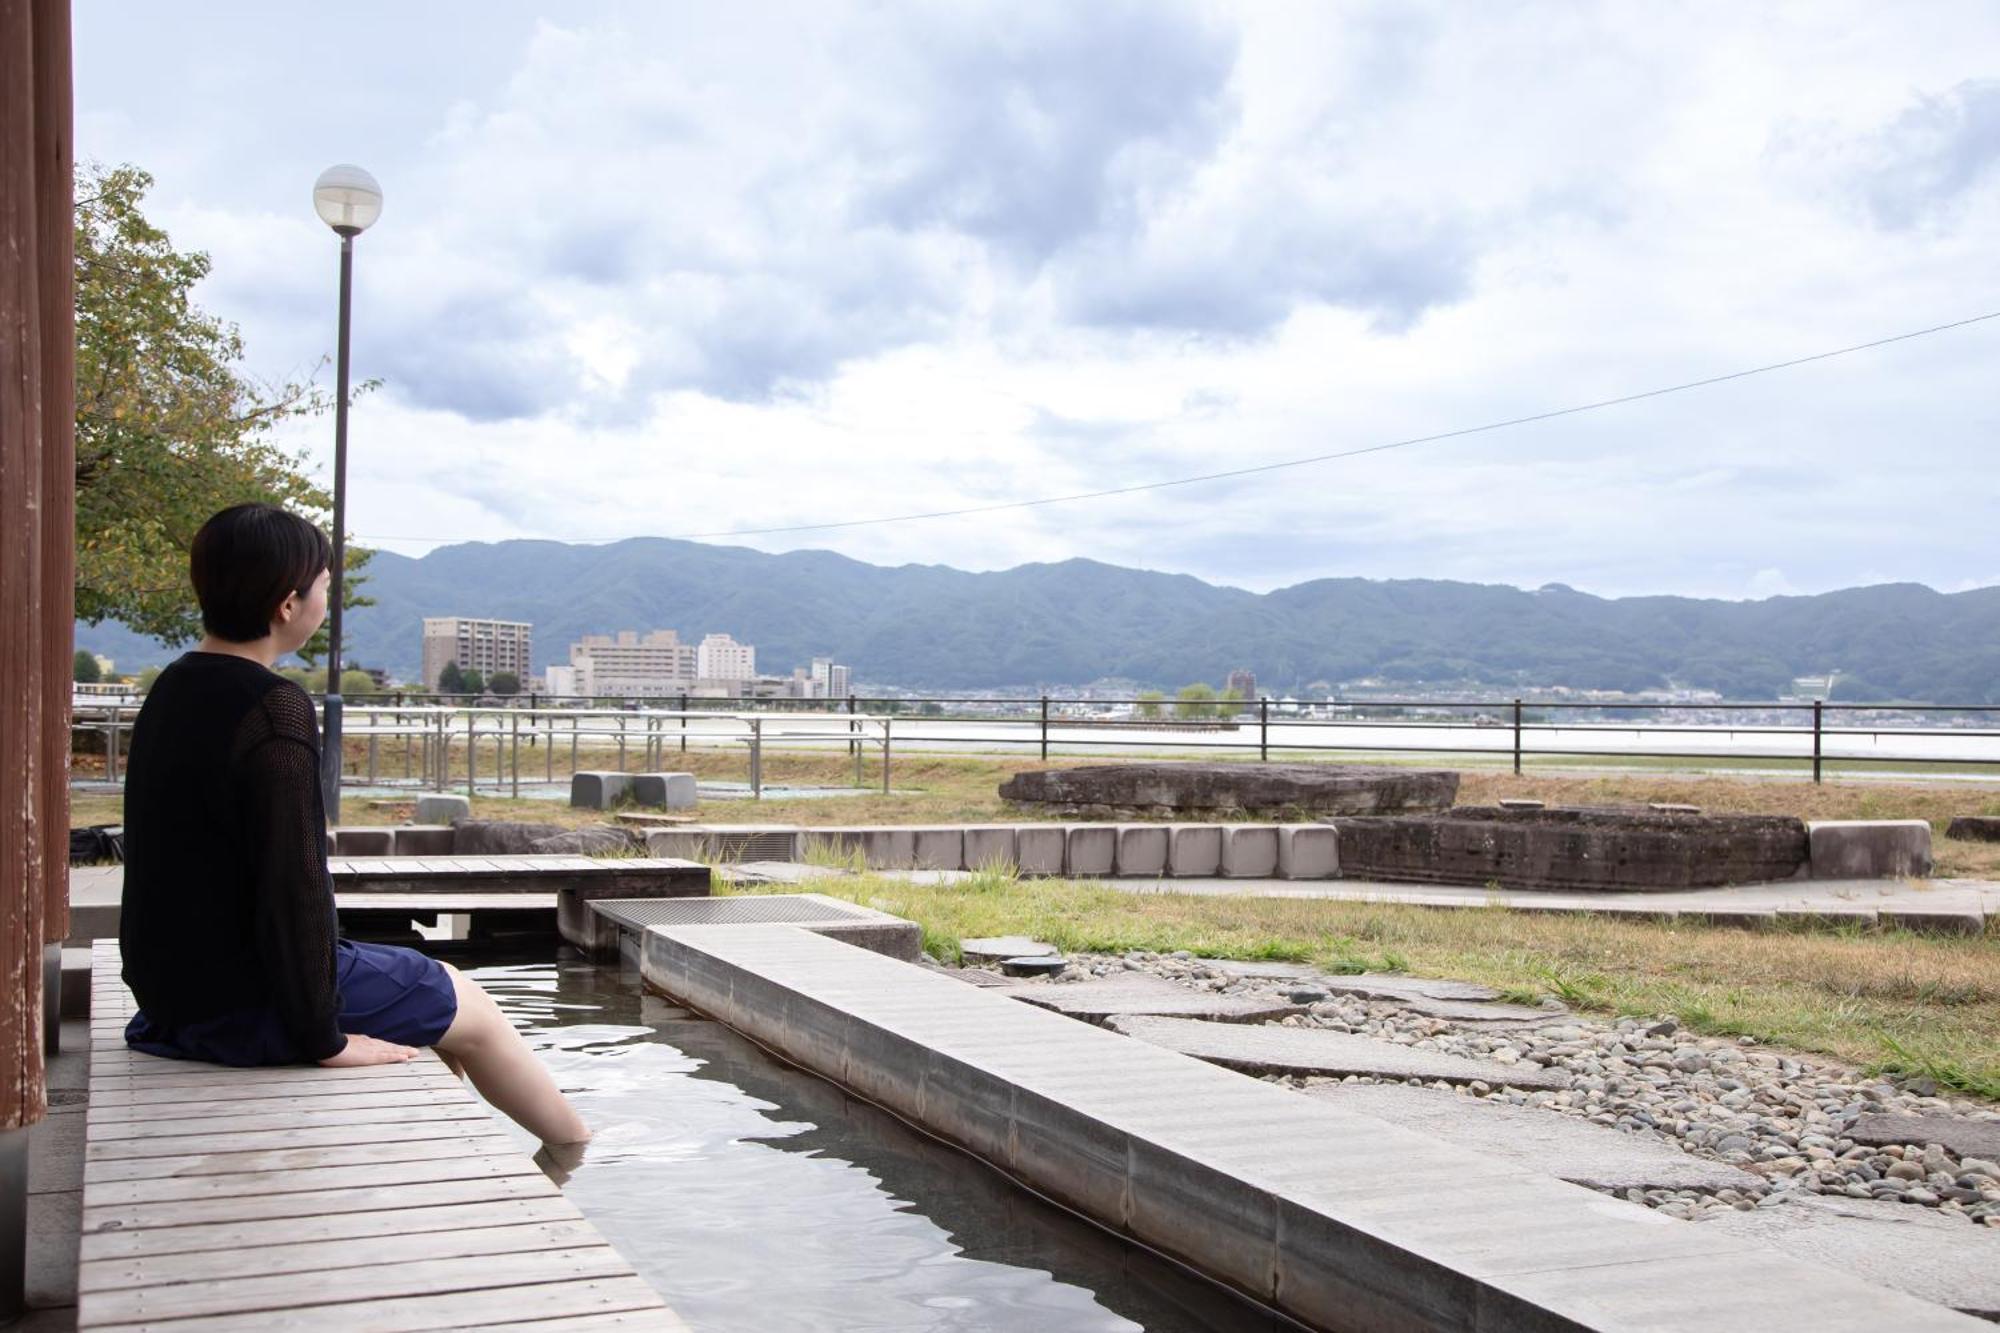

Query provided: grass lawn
[733,868,2000,1101]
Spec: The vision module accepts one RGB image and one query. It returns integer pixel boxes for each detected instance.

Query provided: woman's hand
[319,1034,420,1067]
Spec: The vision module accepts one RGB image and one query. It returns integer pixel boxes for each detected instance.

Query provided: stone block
[392,825,456,856]
[1946,814,2000,842]
[644,829,710,860]
[530,826,637,856]
[1115,824,1168,877]
[1808,819,1933,879]
[570,770,632,810]
[1064,825,1115,878]
[962,825,1019,872]
[961,936,1058,964]
[857,827,918,870]
[1277,824,1339,879]
[999,762,1460,818]
[450,820,570,856]
[911,827,966,871]
[1333,807,1809,892]
[630,772,698,810]
[1014,826,1065,877]
[329,827,393,856]
[413,792,470,824]
[1167,825,1222,877]
[1221,825,1280,878]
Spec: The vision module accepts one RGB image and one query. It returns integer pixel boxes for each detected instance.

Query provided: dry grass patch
[740,872,2000,1100]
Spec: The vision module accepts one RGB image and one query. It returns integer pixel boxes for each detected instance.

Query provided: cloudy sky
[73,2,2000,599]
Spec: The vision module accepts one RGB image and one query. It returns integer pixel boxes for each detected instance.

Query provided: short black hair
[189,504,331,642]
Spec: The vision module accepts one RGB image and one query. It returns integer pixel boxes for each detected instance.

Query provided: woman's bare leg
[434,964,590,1145]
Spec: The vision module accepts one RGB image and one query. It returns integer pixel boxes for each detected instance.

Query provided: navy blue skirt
[126,940,459,1066]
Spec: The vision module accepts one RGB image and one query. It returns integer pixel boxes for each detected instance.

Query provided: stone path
[1104,873,2000,932]
[959,936,1059,963]
[1107,1014,1569,1089]
[1848,1114,2000,1161]
[1702,1193,2000,1320]
[1305,1082,1760,1192]
[1006,974,1301,1024]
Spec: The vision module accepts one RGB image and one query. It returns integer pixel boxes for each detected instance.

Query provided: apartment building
[569,630,698,698]
[421,617,533,690]
[697,633,756,682]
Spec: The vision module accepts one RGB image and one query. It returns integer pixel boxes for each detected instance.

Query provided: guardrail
[71,691,2000,796]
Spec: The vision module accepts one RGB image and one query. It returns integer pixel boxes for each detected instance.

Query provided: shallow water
[467,957,1298,1333]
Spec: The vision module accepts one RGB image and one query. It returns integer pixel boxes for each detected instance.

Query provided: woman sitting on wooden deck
[116,503,590,1146]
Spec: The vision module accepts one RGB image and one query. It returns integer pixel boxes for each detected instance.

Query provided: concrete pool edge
[637,924,1980,1333]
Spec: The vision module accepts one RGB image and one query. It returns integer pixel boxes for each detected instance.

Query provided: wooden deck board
[80,1218,613,1294]
[84,1134,523,1184]
[79,1197,582,1262]
[89,1274,677,1332]
[80,942,673,1330]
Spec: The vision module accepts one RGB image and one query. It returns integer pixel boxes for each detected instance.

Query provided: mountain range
[74,538,2000,702]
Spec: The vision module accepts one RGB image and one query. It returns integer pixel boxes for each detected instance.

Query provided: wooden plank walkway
[80,941,683,1331]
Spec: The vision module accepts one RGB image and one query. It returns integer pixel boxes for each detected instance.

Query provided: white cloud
[71,0,2000,599]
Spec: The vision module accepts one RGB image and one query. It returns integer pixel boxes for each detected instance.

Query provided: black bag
[68,824,126,864]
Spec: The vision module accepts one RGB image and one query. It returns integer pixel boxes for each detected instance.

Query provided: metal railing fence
[70,691,2000,797]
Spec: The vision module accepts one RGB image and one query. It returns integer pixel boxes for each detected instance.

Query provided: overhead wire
[357,307,2000,547]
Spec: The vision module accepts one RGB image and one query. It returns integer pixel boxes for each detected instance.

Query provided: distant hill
[73,537,2000,702]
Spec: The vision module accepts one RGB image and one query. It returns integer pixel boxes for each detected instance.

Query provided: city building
[568,630,698,699]
[422,617,533,691]
[697,633,756,682]
[1226,668,1258,698]
[808,658,852,699]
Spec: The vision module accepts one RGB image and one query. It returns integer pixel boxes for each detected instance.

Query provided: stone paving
[1005,973,1303,1024]
[1011,949,2000,1232]
[1108,1014,1569,1089]
[1304,1081,1763,1192]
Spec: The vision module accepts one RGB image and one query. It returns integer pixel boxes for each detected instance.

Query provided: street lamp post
[311,165,382,822]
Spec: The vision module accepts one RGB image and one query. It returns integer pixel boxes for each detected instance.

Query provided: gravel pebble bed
[1012,950,2000,1226]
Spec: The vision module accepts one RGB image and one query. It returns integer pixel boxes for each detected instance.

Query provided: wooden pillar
[33,0,72,957]
[2,0,71,1317]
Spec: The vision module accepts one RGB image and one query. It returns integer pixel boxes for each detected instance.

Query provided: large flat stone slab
[1701,1193,2000,1320]
[1306,1082,1760,1192]
[1007,974,1301,1024]
[638,925,1974,1331]
[998,762,1459,817]
[1847,1114,2000,1160]
[960,936,1058,964]
[1312,973,1505,1003]
[1808,819,1933,879]
[1107,1014,1569,1089]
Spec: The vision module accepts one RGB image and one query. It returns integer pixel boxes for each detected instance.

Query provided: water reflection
[468,957,1299,1333]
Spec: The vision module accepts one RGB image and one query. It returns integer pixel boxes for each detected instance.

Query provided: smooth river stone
[1305,1082,1759,1191]
[1106,1014,1568,1089]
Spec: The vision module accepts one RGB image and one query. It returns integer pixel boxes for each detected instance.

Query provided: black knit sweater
[119,653,345,1061]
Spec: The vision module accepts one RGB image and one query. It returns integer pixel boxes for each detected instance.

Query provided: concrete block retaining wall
[620,817,1928,884]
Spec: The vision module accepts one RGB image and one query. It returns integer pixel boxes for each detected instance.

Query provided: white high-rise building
[568,630,697,698]
[422,618,533,690]
[697,633,756,682]
[809,658,850,699]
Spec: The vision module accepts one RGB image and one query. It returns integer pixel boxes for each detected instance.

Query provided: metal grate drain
[714,830,801,861]
[594,895,869,928]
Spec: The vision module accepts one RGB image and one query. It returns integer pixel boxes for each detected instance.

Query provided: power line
[358,307,2000,546]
